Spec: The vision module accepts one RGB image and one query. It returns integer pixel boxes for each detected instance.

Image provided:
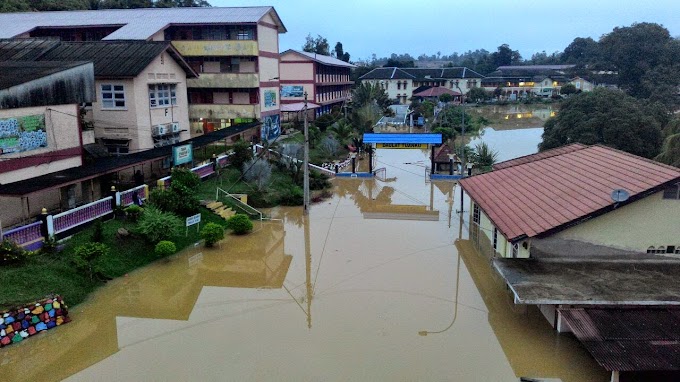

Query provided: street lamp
[303,92,310,215]
[453,82,466,177]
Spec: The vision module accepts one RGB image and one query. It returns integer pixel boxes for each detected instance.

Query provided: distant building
[0,6,287,143]
[359,67,484,104]
[279,50,355,117]
[460,144,680,258]
[482,65,578,99]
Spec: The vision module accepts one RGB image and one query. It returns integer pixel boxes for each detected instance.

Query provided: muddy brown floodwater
[1,134,609,381]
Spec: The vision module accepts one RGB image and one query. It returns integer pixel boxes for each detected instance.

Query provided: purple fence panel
[191,163,215,179]
[53,197,113,234]
[217,154,231,168]
[2,221,43,248]
[120,185,148,207]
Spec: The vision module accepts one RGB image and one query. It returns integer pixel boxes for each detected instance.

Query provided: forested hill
[0,0,210,12]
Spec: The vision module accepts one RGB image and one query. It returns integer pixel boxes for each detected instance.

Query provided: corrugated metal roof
[460,144,680,241]
[560,308,680,371]
[363,133,442,144]
[412,87,460,97]
[360,67,484,81]
[0,7,286,40]
[493,143,587,170]
[0,38,60,62]
[282,50,356,68]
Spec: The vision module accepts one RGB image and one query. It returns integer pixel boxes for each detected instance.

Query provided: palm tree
[329,119,355,145]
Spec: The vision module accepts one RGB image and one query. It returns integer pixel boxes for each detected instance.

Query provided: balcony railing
[189,104,258,120]
[171,40,258,56]
[187,73,259,88]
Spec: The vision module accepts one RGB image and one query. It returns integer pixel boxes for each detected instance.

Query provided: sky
[214,0,680,62]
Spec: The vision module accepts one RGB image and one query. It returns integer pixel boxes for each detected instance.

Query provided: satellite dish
[611,189,630,203]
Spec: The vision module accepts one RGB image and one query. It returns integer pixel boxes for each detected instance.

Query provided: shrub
[169,183,200,216]
[201,222,225,247]
[155,240,177,257]
[230,139,253,173]
[0,239,27,266]
[310,170,332,190]
[41,236,59,256]
[92,219,104,242]
[136,206,183,243]
[124,204,143,222]
[171,167,201,191]
[279,186,303,206]
[243,159,272,191]
[227,214,253,235]
[72,242,109,280]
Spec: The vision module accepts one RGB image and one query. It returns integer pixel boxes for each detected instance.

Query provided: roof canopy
[0,7,287,40]
[280,102,320,112]
[363,133,442,144]
[281,50,356,68]
[460,144,680,241]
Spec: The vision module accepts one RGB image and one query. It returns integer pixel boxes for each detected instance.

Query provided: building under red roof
[460,144,680,242]
[412,87,461,98]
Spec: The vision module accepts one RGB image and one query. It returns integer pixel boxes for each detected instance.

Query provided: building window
[101,84,126,109]
[102,139,129,156]
[149,84,177,107]
[657,246,666,254]
[473,203,480,224]
[663,183,680,200]
[647,246,656,253]
[512,243,519,258]
[668,246,676,254]
[493,228,498,250]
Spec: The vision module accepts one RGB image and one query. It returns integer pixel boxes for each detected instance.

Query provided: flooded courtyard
[1,111,608,381]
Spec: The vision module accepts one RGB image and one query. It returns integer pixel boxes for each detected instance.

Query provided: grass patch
[0,207,227,310]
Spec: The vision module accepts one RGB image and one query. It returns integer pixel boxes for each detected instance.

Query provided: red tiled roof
[460,145,680,241]
[493,143,587,170]
[412,87,461,97]
[560,308,680,371]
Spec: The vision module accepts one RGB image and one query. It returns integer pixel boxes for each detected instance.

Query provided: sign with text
[186,213,201,227]
[376,143,428,149]
[280,85,304,98]
[173,143,193,166]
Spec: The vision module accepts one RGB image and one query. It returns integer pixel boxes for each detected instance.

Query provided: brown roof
[560,307,680,371]
[433,145,459,163]
[493,143,587,170]
[412,87,460,97]
[460,144,680,241]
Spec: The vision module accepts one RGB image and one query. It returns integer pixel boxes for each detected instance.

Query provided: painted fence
[51,197,113,234]
[254,144,336,177]
[120,185,149,207]
[1,222,43,251]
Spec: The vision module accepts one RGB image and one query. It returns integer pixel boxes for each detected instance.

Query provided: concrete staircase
[205,201,236,221]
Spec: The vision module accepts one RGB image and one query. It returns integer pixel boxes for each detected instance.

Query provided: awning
[280,102,320,112]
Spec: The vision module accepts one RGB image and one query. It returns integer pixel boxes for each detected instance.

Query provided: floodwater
[1,111,607,382]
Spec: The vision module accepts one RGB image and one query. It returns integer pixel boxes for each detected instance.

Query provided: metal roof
[460,144,680,241]
[492,143,587,170]
[560,307,680,371]
[0,7,286,40]
[281,50,356,68]
[363,133,442,144]
[0,38,60,62]
[412,87,460,97]
[36,40,197,78]
[360,67,484,81]
[494,258,680,305]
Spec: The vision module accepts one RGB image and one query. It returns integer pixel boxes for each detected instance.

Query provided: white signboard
[185,213,201,236]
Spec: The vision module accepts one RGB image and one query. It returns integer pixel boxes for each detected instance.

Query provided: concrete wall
[0,104,83,184]
[554,190,680,253]
[257,13,279,54]
[91,77,137,146]
[471,201,530,259]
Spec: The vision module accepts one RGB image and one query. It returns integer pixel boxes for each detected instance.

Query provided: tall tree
[540,88,665,159]
[561,37,600,66]
[599,23,673,97]
[333,42,351,62]
[489,44,522,69]
[302,34,330,55]
[0,0,31,12]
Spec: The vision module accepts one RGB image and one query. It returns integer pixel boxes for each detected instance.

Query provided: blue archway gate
[355,133,443,177]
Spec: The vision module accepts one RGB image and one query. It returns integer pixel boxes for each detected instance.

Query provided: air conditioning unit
[152,124,167,136]
[170,122,180,133]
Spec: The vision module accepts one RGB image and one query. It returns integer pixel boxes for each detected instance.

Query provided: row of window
[186,57,257,74]
[647,246,680,254]
[101,84,178,109]
[164,26,256,41]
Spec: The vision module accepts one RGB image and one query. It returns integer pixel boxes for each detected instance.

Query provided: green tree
[560,83,578,96]
[467,87,491,102]
[561,37,600,66]
[230,139,253,174]
[384,58,415,68]
[302,34,330,55]
[352,82,391,113]
[472,142,499,170]
[0,0,31,12]
[599,23,674,97]
[328,119,355,145]
[540,88,665,158]
[334,42,351,62]
[438,93,453,103]
[489,44,522,69]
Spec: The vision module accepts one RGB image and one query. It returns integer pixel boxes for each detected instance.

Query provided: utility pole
[303,92,310,215]
[454,83,466,176]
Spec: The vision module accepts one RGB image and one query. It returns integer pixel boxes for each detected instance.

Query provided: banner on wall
[281,85,304,98]
[173,143,193,166]
[261,114,281,142]
[264,90,277,107]
[0,114,47,155]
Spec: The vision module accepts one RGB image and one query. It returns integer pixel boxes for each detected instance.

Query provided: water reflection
[1,133,608,382]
